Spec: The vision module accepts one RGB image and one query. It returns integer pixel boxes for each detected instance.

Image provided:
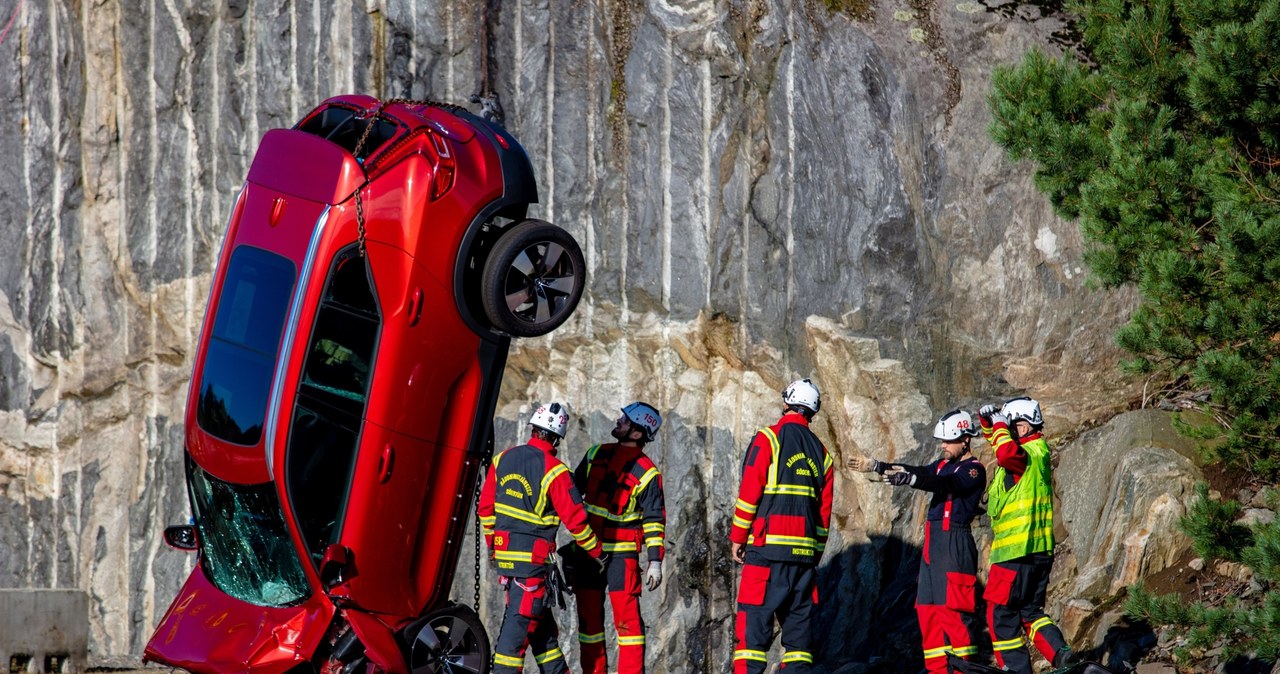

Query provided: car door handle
[378,444,395,483]
[407,288,424,327]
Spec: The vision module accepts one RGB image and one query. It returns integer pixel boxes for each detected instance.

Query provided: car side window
[286,246,381,563]
[196,246,296,446]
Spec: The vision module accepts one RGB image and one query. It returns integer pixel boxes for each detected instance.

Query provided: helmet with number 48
[933,409,979,441]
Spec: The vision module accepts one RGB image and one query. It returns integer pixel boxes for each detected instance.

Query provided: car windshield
[197,246,296,445]
[188,458,311,607]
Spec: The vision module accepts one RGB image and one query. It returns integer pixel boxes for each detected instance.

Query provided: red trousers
[573,554,646,674]
[916,522,981,674]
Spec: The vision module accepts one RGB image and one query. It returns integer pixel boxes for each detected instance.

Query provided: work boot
[1052,648,1079,668]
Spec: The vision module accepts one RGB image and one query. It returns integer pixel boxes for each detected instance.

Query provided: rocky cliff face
[0,0,1197,670]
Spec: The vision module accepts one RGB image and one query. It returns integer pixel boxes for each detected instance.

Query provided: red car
[144,95,585,674]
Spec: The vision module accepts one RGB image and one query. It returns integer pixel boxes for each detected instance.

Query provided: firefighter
[977,397,1076,673]
[730,379,834,673]
[849,409,987,673]
[477,402,604,674]
[569,402,667,674]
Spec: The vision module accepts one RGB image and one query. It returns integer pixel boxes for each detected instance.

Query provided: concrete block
[0,590,88,673]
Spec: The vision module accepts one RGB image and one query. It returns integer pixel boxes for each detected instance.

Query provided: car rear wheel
[407,603,490,674]
[480,220,585,337]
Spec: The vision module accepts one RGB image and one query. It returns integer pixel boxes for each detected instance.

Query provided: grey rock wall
[0,0,1184,671]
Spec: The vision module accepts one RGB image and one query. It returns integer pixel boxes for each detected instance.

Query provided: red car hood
[145,563,335,674]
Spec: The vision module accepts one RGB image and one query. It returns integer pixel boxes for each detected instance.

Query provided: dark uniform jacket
[478,436,602,578]
[901,456,986,527]
[729,412,834,565]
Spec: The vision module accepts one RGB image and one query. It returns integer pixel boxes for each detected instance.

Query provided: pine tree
[988,0,1280,476]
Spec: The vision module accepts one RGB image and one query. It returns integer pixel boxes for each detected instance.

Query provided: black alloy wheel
[480,219,585,337]
[407,603,490,674]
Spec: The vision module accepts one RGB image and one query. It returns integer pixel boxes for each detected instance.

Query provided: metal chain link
[473,455,489,612]
[348,97,469,256]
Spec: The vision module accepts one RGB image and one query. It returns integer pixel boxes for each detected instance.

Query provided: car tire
[480,219,585,337]
[406,603,491,674]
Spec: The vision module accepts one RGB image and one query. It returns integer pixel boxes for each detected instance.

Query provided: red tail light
[429,132,455,201]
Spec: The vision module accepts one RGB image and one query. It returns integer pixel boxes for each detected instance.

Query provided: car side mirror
[320,544,357,590]
[163,525,198,551]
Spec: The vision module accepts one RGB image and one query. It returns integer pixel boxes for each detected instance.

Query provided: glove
[848,456,885,473]
[887,470,916,487]
[989,412,1008,426]
[593,551,609,574]
[978,404,996,421]
[645,561,663,591]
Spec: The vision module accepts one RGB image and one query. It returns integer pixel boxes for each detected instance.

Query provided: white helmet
[783,378,821,414]
[622,402,662,441]
[933,409,979,441]
[530,402,569,438]
[1001,396,1043,428]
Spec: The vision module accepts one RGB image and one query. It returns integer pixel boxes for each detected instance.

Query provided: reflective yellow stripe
[761,428,782,486]
[571,526,595,541]
[735,498,758,514]
[636,467,660,491]
[815,526,829,537]
[952,645,979,657]
[576,533,599,551]
[495,550,534,562]
[782,651,813,663]
[764,535,814,548]
[480,515,496,526]
[643,522,665,533]
[644,536,664,548]
[603,541,640,553]
[822,453,833,471]
[578,632,604,644]
[923,646,951,659]
[617,635,646,646]
[495,502,557,526]
[763,485,817,497]
[992,637,1025,652]
[535,464,569,516]
[534,647,564,663]
[732,515,753,529]
[991,501,1042,532]
[990,526,1054,552]
[734,650,768,662]
[1028,616,1054,640]
[494,653,524,666]
[584,502,643,522]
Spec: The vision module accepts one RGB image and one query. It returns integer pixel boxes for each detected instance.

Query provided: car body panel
[144,561,335,674]
[247,130,365,205]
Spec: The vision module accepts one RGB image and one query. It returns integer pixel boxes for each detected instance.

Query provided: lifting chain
[473,454,490,613]
[348,97,469,257]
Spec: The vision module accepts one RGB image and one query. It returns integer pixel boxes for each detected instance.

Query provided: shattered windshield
[188,458,311,607]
